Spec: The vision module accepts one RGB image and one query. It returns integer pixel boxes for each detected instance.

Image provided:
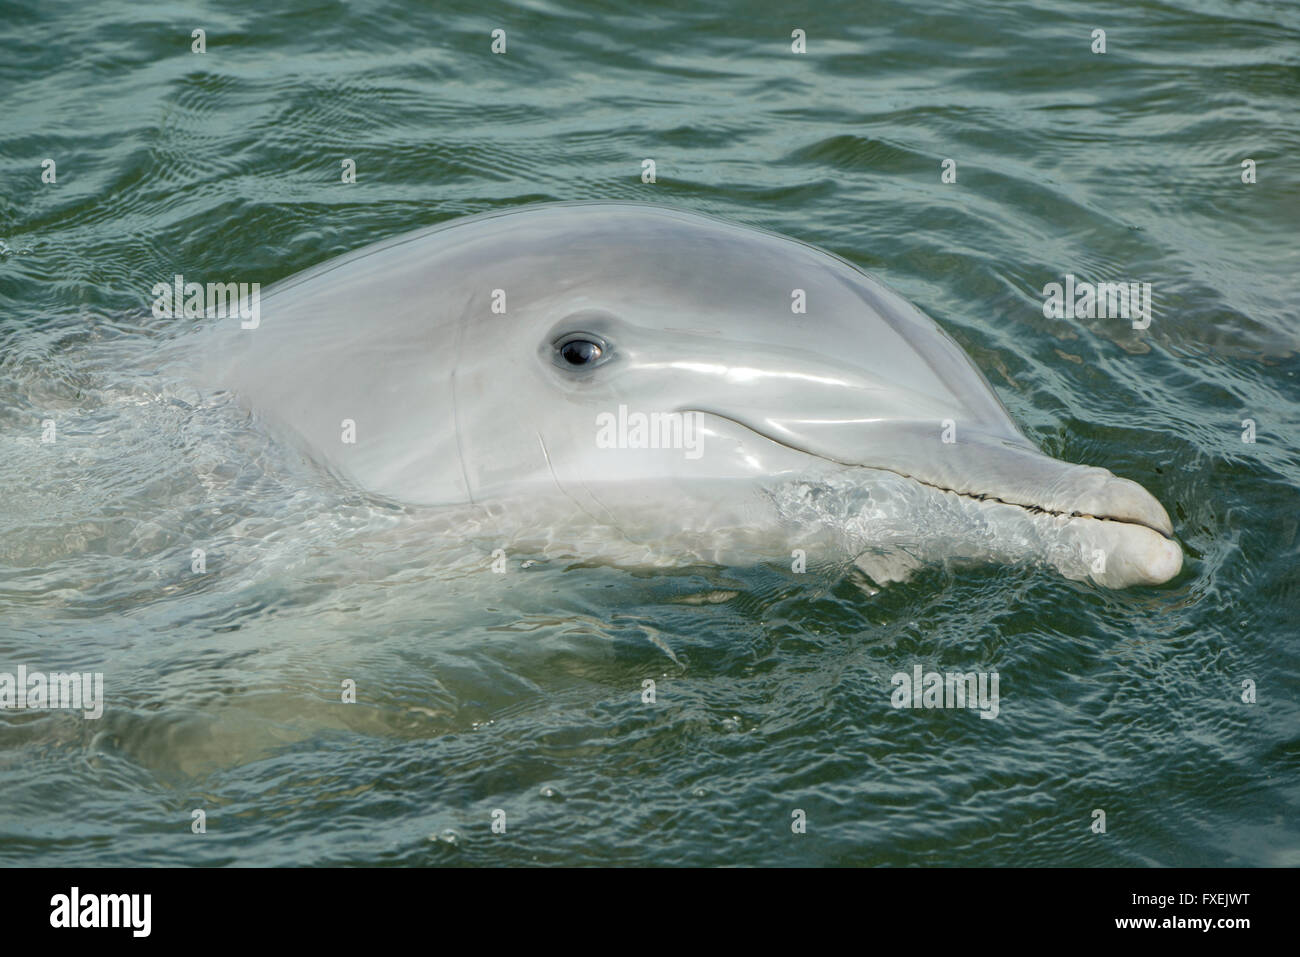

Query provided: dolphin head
[195,203,1182,588]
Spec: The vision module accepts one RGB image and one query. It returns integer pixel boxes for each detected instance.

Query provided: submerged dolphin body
[188,203,1181,588]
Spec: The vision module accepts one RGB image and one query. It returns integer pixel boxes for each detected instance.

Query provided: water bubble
[429,827,461,845]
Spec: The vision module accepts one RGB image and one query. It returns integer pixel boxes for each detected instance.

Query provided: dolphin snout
[1054,466,1174,538]
[1121,526,1184,585]
[1057,510,1183,588]
[991,455,1182,587]
[964,451,1183,587]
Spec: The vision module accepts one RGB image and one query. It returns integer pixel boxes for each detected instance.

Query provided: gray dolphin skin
[189,202,1182,588]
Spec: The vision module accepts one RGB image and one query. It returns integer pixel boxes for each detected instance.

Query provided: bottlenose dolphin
[187,202,1181,588]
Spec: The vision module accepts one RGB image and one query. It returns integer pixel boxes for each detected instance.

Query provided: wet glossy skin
[187,202,1181,587]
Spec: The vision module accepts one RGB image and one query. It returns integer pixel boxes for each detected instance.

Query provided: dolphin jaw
[684,408,1182,587]
[877,468,1176,541]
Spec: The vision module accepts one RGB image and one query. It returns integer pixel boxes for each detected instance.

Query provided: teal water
[1,0,1298,866]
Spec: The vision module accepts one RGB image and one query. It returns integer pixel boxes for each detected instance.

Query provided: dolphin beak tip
[1141,534,1184,585]
[1103,479,1182,586]
[1102,474,1175,538]
[1117,479,1182,584]
[1102,524,1182,587]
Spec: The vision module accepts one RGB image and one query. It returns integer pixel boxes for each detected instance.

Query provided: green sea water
[0,0,1297,866]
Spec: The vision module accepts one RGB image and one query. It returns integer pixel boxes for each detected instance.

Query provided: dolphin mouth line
[685,409,1176,541]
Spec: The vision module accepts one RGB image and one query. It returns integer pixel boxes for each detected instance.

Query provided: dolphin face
[192,202,1181,588]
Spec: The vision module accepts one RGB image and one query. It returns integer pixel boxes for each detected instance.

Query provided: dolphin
[185,202,1182,588]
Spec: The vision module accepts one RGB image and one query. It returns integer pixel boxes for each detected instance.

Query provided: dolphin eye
[555,334,607,368]
[561,339,601,365]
